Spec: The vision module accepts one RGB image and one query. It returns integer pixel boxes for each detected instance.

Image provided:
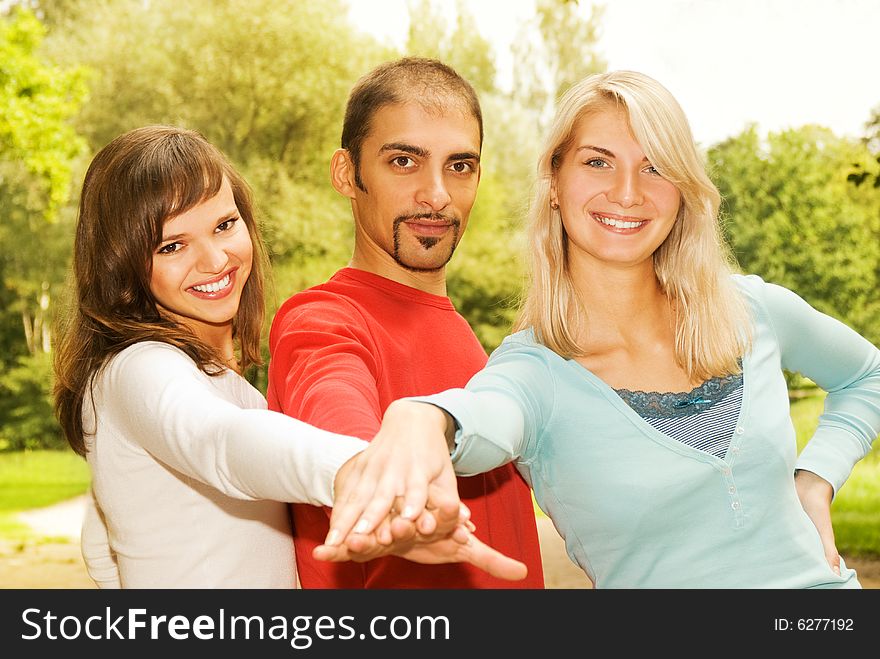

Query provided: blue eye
[585,158,609,168]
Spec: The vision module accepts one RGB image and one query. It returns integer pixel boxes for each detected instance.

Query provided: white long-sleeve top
[81,341,368,588]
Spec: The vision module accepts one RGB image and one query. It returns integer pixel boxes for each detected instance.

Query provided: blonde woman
[322,71,880,588]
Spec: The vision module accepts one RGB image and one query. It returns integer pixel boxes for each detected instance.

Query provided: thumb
[827,549,841,575]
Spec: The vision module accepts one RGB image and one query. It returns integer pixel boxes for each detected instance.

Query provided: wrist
[795,469,833,504]
[414,402,456,452]
[384,400,455,449]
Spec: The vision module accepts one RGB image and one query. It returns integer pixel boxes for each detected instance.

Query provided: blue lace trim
[615,371,744,419]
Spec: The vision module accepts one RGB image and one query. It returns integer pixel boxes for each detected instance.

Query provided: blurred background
[1,0,878,587]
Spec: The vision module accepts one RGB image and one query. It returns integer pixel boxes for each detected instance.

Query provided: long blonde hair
[515,71,751,381]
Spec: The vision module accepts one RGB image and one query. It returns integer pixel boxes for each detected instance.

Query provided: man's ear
[330,148,357,199]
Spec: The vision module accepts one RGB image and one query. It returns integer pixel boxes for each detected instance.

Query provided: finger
[423,483,462,534]
[398,471,430,522]
[375,516,395,546]
[347,480,409,538]
[389,515,418,542]
[827,549,841,575]
[326,460,403,544]
[343,531,396,562]
[312,543,351,562]
[325,457,384,544]
[415,509,438,536]
[460,532,528,581]
[451,523,471,544]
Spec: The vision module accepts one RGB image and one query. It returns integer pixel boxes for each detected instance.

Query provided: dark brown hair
[341,56,483,190]
[54,125,268,456]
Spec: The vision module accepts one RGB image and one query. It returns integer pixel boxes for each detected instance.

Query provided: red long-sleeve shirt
[267,267,544,588]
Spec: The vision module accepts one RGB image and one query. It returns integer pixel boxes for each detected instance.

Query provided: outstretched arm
[315,336,550,575]
[315,400,525,581]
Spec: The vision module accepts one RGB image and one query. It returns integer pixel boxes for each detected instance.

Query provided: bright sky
[347,0,880,147]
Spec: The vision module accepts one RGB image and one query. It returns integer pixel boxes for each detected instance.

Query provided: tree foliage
[1,6,86,357]
[0,6,86,217]
[511,0,606,121]
[42,0,393,321]
[0,6,86,449]
[8,2,877,452]
[709,125,880,345]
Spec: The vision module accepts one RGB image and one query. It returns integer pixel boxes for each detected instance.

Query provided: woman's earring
[550,200,559,210]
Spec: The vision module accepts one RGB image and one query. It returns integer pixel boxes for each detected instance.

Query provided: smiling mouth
[592,213,648,230]
[191,273,231,293]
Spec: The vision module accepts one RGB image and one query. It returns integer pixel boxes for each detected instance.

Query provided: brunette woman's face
[149,177,253,348]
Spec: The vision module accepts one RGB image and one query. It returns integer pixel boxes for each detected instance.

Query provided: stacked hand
[312,400,528,581]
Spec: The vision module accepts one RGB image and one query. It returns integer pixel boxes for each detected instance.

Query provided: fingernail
[833,565,841,575]
[325,530,339,546]
[401,505,414,519]
[459,503,471,518]
[354,519,369,534]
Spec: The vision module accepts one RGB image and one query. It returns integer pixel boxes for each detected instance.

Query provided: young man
[267,57,544,588]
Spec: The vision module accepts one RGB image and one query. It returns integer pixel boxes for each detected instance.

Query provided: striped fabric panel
[643,384,743,458]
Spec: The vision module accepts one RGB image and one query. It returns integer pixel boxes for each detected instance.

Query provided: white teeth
[595,214,644,229]
[192,274,230,293]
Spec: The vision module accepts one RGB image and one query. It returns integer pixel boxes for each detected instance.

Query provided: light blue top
[413,276,880,588]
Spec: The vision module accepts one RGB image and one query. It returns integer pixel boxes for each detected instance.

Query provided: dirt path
[2,497,878,589]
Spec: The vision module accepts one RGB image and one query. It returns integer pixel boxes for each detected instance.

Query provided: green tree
[709,125,880,346]
[44,0,391,309]
[510,0,606,122]
[405,0,497,95]
[1,6,86,356]
[847,104,880,189]
[0,6,87,449]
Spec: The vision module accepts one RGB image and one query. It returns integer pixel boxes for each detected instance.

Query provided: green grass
[0,450,90,539]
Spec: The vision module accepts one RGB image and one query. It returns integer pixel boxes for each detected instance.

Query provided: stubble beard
[391,214,461,272]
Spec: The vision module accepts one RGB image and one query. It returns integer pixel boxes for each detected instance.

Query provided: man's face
[343,101,481,272]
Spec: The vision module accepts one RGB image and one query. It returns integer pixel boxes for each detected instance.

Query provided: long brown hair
[54,125,269,456]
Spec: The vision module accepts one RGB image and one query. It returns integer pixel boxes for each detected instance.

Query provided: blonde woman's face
[149,177,253,351]
[550,107,681,272]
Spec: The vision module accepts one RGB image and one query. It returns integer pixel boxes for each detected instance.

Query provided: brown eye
[215,218,238,232]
